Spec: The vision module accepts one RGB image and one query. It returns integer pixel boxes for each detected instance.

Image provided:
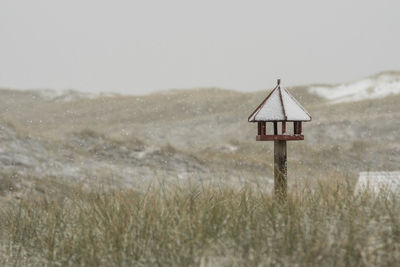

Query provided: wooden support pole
[273,122,278,135]
[261,122,266,135]
[282,121,286,134]
[274,140,287,200]
[258,122,261,135]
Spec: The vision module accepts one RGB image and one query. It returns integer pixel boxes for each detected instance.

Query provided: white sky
[1,0,399,94]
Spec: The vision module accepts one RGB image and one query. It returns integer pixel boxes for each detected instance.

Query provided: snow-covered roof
[248,83,311,122]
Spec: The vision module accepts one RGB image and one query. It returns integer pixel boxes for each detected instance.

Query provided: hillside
[0,71,399,198]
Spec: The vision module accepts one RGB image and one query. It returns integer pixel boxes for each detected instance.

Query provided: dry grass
[0,74,399,266]
[1,176,399,266]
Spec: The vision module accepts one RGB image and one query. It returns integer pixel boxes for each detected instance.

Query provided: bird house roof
[248,81,311,122]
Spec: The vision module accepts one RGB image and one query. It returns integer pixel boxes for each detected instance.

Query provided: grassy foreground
[0,177,399,266]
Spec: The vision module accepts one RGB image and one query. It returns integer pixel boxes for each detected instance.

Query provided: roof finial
[277,79,281,86]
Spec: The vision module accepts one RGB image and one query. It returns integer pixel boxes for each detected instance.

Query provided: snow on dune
[38,89,97,101]
[308,72,400,103]
[37,89,119,102]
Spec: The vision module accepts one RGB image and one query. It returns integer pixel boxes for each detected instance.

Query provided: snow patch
[355,171,400,194]
[38,89,118,102]
[221,144,238,152]
[308,73,400,103]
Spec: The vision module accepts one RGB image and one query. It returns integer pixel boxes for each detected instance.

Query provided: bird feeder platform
[256,134,304,141]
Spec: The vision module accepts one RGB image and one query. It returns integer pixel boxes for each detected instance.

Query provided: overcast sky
[1,0,399,94]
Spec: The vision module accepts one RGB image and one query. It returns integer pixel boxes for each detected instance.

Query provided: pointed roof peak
[248,82,311,122]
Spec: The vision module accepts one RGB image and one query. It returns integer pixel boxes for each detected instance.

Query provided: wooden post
[273,122,278,135]
[274,140,287,200]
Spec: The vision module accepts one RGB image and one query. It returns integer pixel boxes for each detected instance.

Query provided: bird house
[248,79,311,200]
[248,79,311,141]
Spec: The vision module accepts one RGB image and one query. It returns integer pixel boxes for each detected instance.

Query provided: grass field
[0,72,399,266]
[1,175,399,266]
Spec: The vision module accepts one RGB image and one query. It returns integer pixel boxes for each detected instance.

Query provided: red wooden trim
[256,135,304,141]
[282,121,286,134]
[257,122,261,135]
[248,85,278,121]
[278,87,287,120]
[250,120,310,122]
[299,121,302,134]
